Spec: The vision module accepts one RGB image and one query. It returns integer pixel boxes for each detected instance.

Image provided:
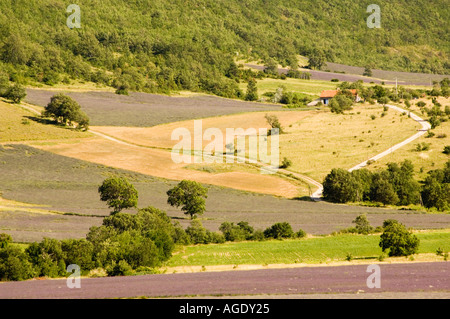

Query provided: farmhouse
[319,89,361,105]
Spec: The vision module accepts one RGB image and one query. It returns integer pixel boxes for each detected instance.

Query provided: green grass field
[167,230,450,267]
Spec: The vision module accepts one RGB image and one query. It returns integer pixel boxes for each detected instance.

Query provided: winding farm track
[0,262,448,299]
[18,100,430,202]
[310,103,431,201]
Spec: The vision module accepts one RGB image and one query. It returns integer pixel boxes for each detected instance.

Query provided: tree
[352,214,374,234]
[98,176,139,214]
[328,94,353,114]
[322,168,359,203]
[280,157,292,169]
[42,94,89,129]
[363,66,373,77]
[0,71,9,97]
[307,49,326,70]
[167,180,208,219]
[421,163,450,211]
[369,173,399,205]
[264,113,284,134]
[4,84,26,103]
[379,220,419,257]
[245,78,258,101]
[263,222,294,239]
[0,233,12,249]
[263,58,278,76]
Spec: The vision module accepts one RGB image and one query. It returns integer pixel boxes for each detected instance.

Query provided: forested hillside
[0,0,449,96]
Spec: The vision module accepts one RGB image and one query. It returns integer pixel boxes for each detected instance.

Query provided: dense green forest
[0,0,449,96]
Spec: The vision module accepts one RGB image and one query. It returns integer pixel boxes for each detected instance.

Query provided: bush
[0,233,12,249]
[379,220,420,257]
[443,146,450,155]
[352,214,374,234]
[264,222,294,239]
[106,260,133,277]
[4,84,26,103]
[25,238,66,278]
[280,157,292,169]
[0,246,36,281]
[295,229,307,238]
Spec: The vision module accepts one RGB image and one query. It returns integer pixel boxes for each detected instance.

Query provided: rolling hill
[0,0,449,97]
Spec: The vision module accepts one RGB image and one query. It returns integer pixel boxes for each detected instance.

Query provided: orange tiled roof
[320,89,358,98]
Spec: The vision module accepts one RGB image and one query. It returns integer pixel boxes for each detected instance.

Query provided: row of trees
[323,160,449,211]
[0,213,423,281]
[0,206,184,281]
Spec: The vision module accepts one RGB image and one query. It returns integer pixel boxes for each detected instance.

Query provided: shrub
[379,220,420,257]
[415,142,430,152]
[264,222,294,239]
[0,233,12,249]
[280,157,292,169]
[425,131,435,138]
[185,219,209,244]
[352,214,374,234]
[295,229,307,238]
[25,238,66,278]
[4,84,26,103]
[416,101,426,107]
[61,239,95,272]
[106,260,133,277]
[0,246,36,281]
[443,146,450,155]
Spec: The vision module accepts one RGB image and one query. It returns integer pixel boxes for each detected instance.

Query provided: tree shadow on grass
[292,196,314,202]
[24,115,80,131]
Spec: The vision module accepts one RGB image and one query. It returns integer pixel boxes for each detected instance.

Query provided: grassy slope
[0,100,92,142]
[369,97,450,179]
[167,230,450,267]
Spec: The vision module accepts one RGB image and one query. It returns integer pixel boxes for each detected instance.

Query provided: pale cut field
[90,110,311,150]
[278,103,422,182]
[34,137,304,198]
[92,103,421,184]
[369,97,450,179]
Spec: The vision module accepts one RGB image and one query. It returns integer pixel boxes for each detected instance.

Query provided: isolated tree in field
[245,78,258,101]
[264,113,284,134]
[379,220,419,257]
[4,84,26,103]
[167,180,208,219]
[352,214,374,234]
[98,176,139,214]
[42,94,90,130]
